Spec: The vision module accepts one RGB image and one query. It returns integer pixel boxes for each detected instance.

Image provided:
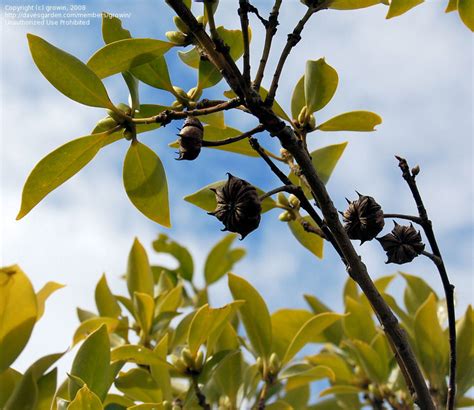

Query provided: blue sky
[1,0,472,382]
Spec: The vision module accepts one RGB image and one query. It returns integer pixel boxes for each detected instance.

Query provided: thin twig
[383,213,423,224]
[202,125,264,147]
[253,0,282,90]
[266,2,328,106]
[204,1,219,41]
[396,156,456,410]
[239,0,251,85]
[192,376,210,410]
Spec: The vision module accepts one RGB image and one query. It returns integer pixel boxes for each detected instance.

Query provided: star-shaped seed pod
[342,193,385,244]
[377,222,425,264]
[209,174,262,239]
[177,117,203,161]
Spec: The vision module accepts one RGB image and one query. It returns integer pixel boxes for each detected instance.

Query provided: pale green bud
[166,31,187,45]
[279,211,294,222]
[174,16,189,33]
[277,192,290,207]
[288,194,300,209]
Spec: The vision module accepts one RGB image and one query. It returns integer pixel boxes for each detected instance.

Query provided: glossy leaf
[111,344,170,367]
[152,234,194,281]
[36,281,64,320]
[27,34,113,108]
[205,234,246,285]
[445,0,457,12]
[401,272,437,315]
[343,296,376,343]
[266,401,293,410]
[281,363,335,388]
[304,295,344,344]
[319,385,361,397]
[203,125,259,157]
[69,325,111,401]
[228,273,272,358]
[95,274,121,318]
[36,368,57,410]
[184,180,276,213]
[213,351,243,406]
[72,317,119,345]
[291,76,306,120]
[304,59,338,113]
[283,312,343,364]
[102,13,131,44]
[67,385,102,410]
[135,104,169,134]
[133,292,154,335]
[288,217,324,259]
[0,265,38,372]
[17,134,110,220]
[386,0,423,18]
[178,47,200,69]
[200,111,225,129]
[458,0,474,31]
[456,305,474,396]
[330,0,381,9]
[132,56,174,92]
[151,335,172,401]
[307,353,354,384]
[115,368,162,403]
[123,141,170,227]
[87,39,173,79]
[0,368,22,407]
[126,238,154,298]
[348,340,389,383]
[317,111,382,132]
[414,293,448,385]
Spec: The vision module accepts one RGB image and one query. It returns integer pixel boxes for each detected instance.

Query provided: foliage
[1,235,473,409]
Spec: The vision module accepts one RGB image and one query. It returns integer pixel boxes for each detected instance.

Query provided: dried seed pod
[377,222,425,264]
[342,193,384,243]
[209,174,262,239]
[177,117,203,161]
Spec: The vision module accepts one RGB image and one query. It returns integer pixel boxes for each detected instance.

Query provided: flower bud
[95,117,118,132]
[196,15,205,25]
[171,354,187,373]
[174,16,189,33]
[177,117,203,161]
[166,31,188,45]
[288,194,300,209]
[278,211,294,222]
[187,87,203,101]
[256,357,264,375]
[181,347,194,369]
[297,106,310,126]
[268,353,281,375]
[106,103,131,123]
[209,174,262,239]
[277,192,290,207]
[195,349,204,371]
[412,165,420,176]
[163,401,172,410]
[377,222,425,264]
[173,86,190,102]
[342,193,384,244]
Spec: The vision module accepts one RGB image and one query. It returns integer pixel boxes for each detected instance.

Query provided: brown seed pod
[177,117,203,161]
[377,221,425,264]
[342,193,385,244]
[209,174,262,239]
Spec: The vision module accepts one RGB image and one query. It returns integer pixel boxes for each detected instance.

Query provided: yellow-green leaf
[131,56,174,92]
[213,351,244,406]
[283,365,335,390]
[347,340,389,383]
[67,385,103,410]
[304,295,343,344]
[87,39,173,79]
[304,59,338,113]
[401,272,437,315]
[95,274,121,318]
[319,385,361,397]
[282,313,343,365]
[36,281,64,321]
[0,368,22,408]
[115,368,162,403]
[36,368,57,410]
[111,345,170,367]
[228,274,272,358]
[184,180,276,214]
[150,335,172,401]
[458,0,474,31]
[27,34,113,108]
[133,292,154,335]
[204,234,246,285]
[202,125,259,157]
[288,217,324,259]
[126,238,154,298]
[291,76,306,120]
[102,13,131,44]
[200,111,225,129]
[445,0,457,12]
[123,141,170,227]
[317,111,382,132]
[330,0,381,10]
[17,134,109,220]
[69,325,111,401]
[152,233,194,281]
[456,306,474,396]
[307,353,354,384]
[178,47,200,69]
[343,296,376,343]
[386,0,424,19]
[72,317,120,345]
[0,265,38,372]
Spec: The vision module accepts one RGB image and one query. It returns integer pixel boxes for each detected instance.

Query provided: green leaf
[304,295,343,344]
[135,104,169,134]
[266,401,294,410]
[69,325,111,401]
[458,0,474,31]
[291,75,306,120]
[205,234,246,285]
[445,0,457,12]
[17,134,110,220]
[456,305,474,396]
[330,0,381,10]
[27,34,113,108]
[414,293,448,386]
[128,404,164,410]
[343,296,376,343]
[102,13,131,44]
[187,302,243,355]
[178,47,200,69]
[0,265,38,372]
[304,59,338,113]
[123,141,171,227]
[283,385,310,409]
[307,353,354,384]
[281,363,335,389]
[228,274,272,358]
[346,340,389,383]
[87,39,173,79]
[288,217,324,259]
[131,56,174,92]
[133,292,154,335]
[386,0,423,18]
[213,351,244,406]
[319,385,362,397]
[317,111,382,132]
[184,180,276,213]
[456,397,474,408]
[155,285,183,317]
[36,368,57,410]
[95,274,121,318]
[150,335,172,401]
[0,368,22,407]
[282,312,343,364]
[67,385,103,410]
[115,368,162,403]
[111,345,170,367]
[126,238,154,298]
[152,234,194,281]
[36,281,64,321]
[200,111,225,129]
[401,272,437,315]
[202,125,259,157]
[72,317,120,345]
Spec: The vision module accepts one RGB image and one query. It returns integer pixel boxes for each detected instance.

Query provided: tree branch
[192,376,210,410]
[239,0,251,85]
[396,156,456,410]
[383,213,423,224]
[202,125,264,147]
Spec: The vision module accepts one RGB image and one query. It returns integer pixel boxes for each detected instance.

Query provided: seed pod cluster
[377,222,425,264]
[177,117,203,161]
[209,174,262,239]
[342,193,385,244]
